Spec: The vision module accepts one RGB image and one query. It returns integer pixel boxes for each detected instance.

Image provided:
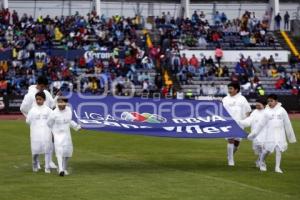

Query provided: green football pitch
[0,119,299,200]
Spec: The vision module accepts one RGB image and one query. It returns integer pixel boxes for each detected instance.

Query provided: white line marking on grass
[76,150,295,199]
[199,174,293,199]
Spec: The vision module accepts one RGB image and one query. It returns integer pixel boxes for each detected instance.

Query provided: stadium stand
[0,5,299,99]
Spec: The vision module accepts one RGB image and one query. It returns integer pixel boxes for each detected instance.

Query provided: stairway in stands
[275,31,300,60]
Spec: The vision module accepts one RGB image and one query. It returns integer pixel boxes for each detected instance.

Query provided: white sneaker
[255,160,260,168]
[228,159,235,166]
[259,162,267,172]
[275,167,283,173]
[32,166,39,172]
[45,168,51,174]
[50,162,57,169]
[37,162,41,170]
[64,170,69,176]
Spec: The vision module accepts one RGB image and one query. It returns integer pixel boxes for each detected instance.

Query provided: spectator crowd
[0,8,299,98]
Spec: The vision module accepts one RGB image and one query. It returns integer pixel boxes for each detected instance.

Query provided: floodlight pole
[1,0,8,9]
[269,0,280,30]
[95,0,101,16]
[181,0,190,19]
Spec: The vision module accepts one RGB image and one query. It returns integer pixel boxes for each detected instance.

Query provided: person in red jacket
[189,54,199,68]
[275,77,285,89]
[180,53,189,67]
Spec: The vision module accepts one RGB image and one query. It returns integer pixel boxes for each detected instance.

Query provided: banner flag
[69,93,247,138]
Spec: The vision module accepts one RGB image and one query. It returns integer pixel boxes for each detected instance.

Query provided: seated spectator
[230,72,239,83]
[277,64,286,74]
[189,54,199,68]
[221,12,227,23]
[213,11,221,25]
[240,29,250,46]
[199,65,206,81]
[222,65,229,77]
[249,34,257,46]
[206,56,214,66]
[198,36,207,48]
[214,46,223,66]
[180,53,189,67]
[268,55,276,67]
[260,57,268,67]
[235,62,245,75]
[54,27,64,41]
[270,66,278,78]
[291,86,299,95]
[0,78,8,94]
[275,76,285,89]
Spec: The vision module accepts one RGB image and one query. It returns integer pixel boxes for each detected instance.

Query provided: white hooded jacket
[250,103,296,152]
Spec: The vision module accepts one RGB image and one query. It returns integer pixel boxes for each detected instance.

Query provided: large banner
[69,93,247,138]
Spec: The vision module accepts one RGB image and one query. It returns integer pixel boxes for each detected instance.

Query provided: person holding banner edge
[47,97,81,176]
[222,82,251,166]
[248,94,296,173]
[20,76,60,170]
[238,98,267,168]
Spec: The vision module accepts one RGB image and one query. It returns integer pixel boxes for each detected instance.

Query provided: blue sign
[69,93,247,138]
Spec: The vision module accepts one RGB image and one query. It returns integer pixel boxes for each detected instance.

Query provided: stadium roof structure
[6,0,300,2]
[6,0,300,3]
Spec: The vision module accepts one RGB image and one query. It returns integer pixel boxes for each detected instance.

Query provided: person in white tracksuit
[238,98,267,168]
[47,97,81,176]
[248,94,297,173]
[222,82,251,166]
[26,91,53,173]
[20,76,58,169]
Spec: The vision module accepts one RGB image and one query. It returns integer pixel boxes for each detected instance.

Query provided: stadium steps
[275,31,300,60]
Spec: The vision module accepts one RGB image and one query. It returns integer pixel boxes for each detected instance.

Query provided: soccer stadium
[0,0,300,200]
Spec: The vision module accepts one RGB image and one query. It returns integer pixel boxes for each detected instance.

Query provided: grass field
[0,119,299,200]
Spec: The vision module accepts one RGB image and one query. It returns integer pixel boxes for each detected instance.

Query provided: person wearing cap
[238,98,267,168]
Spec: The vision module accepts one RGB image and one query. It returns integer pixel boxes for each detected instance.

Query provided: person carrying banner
[238,98,267,168]
[20,76,59,169]
[222,82,251,166]
[26,91,53,173]
[248,94,296,173]
[47,97,81,176]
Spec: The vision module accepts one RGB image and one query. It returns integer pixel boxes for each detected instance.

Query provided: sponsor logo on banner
[69,93,247,138]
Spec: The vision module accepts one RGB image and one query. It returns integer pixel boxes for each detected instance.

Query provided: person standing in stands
[20,76,59,170]
[284,11,290,31]
[222,82,251,166]
[215,46,223,67]
[274,13,282,30]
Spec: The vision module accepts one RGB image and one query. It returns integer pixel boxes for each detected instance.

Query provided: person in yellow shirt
[54,27,63,41]
[37,16,43,23]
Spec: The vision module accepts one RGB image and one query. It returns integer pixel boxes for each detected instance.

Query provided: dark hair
[227,82,240,92]
[37,76,48,86]
[256,97,267,105]
[267,94,278,101]
[57,96,68,103]
[35,91,46,100]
